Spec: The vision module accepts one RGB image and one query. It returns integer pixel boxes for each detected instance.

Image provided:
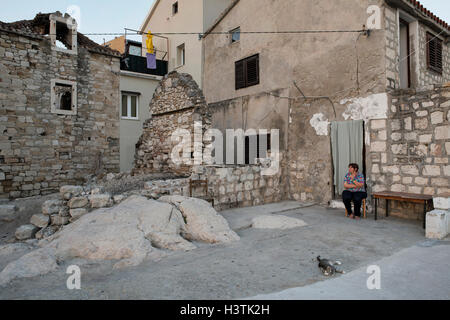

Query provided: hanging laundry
[145,30,156,69]
[146,53,157,69]
[146,31,155,54]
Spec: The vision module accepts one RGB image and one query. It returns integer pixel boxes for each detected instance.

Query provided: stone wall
[0,29,120,199]
[194,158,288,211]
[134,72,211,176]
[384,5,450,90]
[369,86,450,219]
[385,5,400,89]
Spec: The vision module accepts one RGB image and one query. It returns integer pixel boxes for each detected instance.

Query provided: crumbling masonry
[0,12,121,199]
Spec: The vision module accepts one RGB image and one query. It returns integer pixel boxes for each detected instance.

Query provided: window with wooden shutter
[235,54,259,90]
[427,33,443,74]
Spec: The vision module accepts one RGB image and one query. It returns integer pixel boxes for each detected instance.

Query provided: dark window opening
[60,92,72,111]
[235,54,259,90]
[55,21,72,50]
[427,32,443,74]
[172,2,179,15]
[54,83,73,111]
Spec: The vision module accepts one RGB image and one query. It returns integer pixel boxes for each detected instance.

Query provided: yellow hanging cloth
[146,31,155,54]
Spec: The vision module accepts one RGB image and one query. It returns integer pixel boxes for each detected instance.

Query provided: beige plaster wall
[119,73,161,172]
[203,0,387,104]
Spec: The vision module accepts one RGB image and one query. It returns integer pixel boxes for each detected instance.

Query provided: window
[235,54,259,90]
[128,45,142,56]
[427,32,443,74]
[51,79,77,115]
[121,93,139,120]
[230,27,240,43]
[172,2,179,15]
[49,14,78,54]
[177,43,185,66]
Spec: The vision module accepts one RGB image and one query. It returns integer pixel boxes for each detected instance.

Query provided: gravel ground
[0,202,427,300]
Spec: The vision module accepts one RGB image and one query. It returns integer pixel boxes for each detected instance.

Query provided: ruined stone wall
[0,30,120,199]
[369,86,450,219]
[194,157,288,211]
[134,72,211,176]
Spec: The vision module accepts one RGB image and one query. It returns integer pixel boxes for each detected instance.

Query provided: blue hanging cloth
[146,53,156,69]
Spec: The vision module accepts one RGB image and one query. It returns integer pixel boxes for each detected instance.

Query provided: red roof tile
[405,0,449,30]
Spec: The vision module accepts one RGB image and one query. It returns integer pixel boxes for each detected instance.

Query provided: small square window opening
[231,27,240,43]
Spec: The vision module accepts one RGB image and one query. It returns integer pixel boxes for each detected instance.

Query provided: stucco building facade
[139,0,234,88]
[202,0,450,218]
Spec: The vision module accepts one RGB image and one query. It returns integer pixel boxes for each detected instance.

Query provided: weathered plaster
[309,113,330,136]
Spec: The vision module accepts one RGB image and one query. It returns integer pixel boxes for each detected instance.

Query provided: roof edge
[139,0,161,32]
[203,0,240,38]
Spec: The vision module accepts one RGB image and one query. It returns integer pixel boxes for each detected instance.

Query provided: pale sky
[1,0,449,45]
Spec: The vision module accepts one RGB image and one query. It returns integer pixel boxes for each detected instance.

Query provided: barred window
[427,33,443,74]
[235,54,259,90]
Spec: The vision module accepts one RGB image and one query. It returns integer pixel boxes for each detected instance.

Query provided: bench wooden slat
[373,191,433,201]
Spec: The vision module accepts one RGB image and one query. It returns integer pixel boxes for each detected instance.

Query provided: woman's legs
[352,192,367,217]
[342,190,353,216]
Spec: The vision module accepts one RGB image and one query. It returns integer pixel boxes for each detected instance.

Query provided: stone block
[433,197,449,210]
[15,224,39,240]
[371,120,386,130]
[60,185,83,200]
[42,200,63,215]
[431,112,444,125]
[419,134,432,143]
[435,126,450,140]
[89,194,112,208]
[404,117,412,130]
[68,197,88,209]
[414,118,428,130]
[401,165,419,176]
[371,141,386,152]
[30,214,50,228]
[426,210,448,240]
[415,177,428,185]
[423,166,441,176]
[431,178,448,187]
[51,215,70,226]
[0,204,18,222]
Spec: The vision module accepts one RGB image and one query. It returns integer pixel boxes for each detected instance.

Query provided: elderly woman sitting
[343,163,367,220]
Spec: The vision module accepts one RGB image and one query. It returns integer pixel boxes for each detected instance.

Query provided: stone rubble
[1,195,239,286]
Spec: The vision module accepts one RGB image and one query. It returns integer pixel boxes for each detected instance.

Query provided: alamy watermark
[366,265,381,290]
[366,5,381,30]
[66,265,81,290]
[170,122,280,176]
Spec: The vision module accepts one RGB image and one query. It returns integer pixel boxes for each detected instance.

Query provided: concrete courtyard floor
[1,201,447,300]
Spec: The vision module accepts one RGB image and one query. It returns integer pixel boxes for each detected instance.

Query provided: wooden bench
[189,179,214,207]
[372,191,433,229]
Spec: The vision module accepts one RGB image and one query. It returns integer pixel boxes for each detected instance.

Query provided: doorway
[331,120,365,198]
[399,19,411,89]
